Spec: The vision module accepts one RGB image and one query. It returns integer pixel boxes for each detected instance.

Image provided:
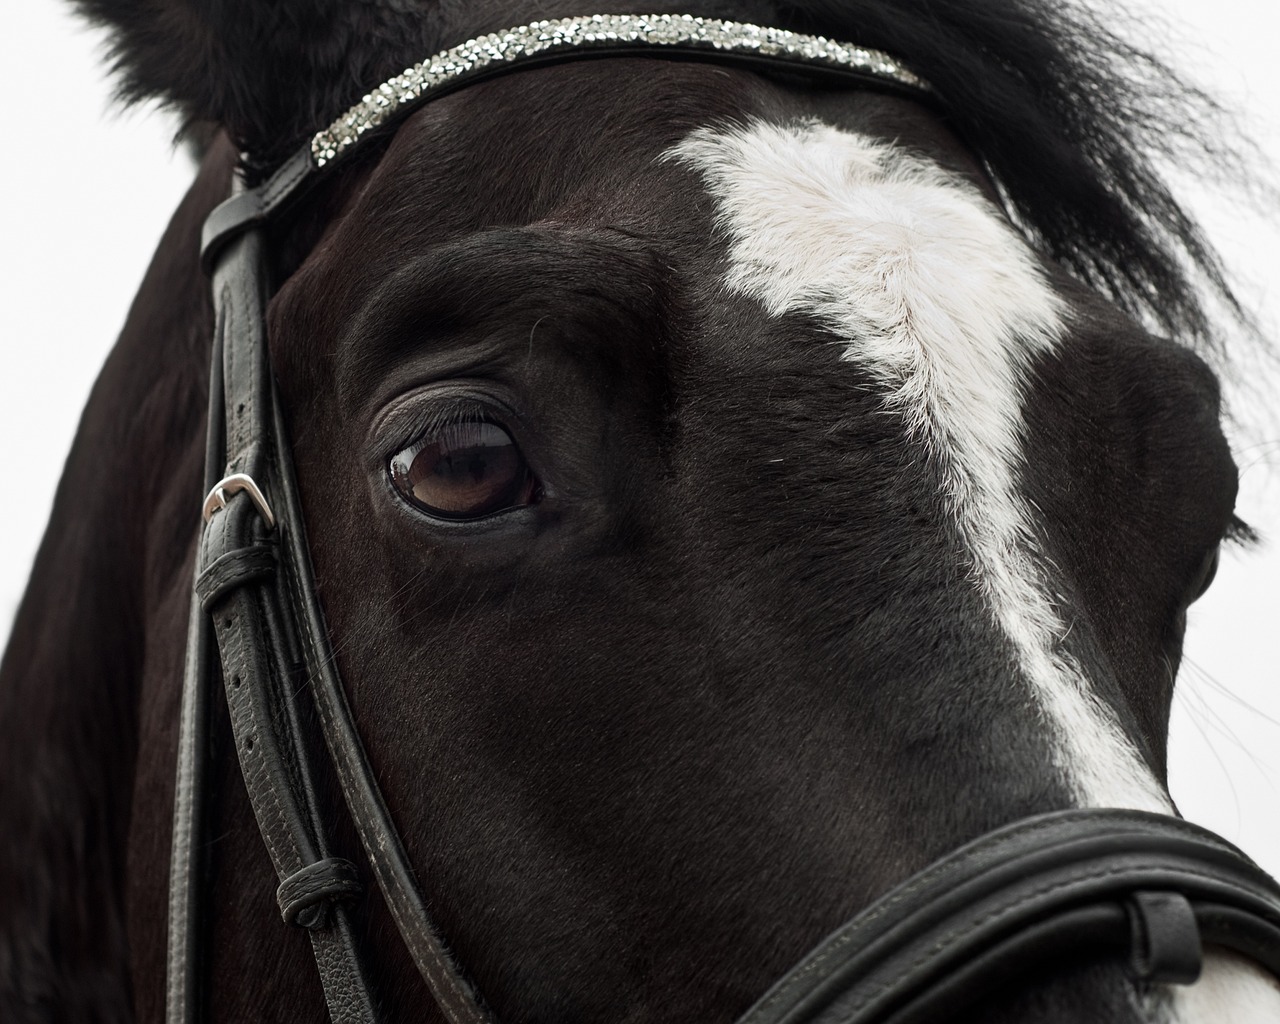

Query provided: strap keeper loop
[277,857,363,930]
[1128,890,1203,985]
[195,546,277,611]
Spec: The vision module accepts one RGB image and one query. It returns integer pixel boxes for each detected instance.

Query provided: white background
[1,3,1277,878]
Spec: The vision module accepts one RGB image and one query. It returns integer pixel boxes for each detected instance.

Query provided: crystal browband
[311,13,931,167]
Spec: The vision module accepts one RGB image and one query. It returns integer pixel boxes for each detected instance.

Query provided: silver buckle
[202,473,276,530]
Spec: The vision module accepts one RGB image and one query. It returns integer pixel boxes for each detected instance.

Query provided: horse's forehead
[357,63,757,228]
[305,63,975,267]
[277,65,989,382]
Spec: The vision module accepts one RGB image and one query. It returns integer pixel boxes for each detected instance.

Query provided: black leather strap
[174,202,383,1024]
[165,323,227,1024]
[178,171,494,1024]
[734,810,1280,1024]
[165,566,216,1024]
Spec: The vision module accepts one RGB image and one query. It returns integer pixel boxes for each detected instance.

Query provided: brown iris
[389,420,538,520]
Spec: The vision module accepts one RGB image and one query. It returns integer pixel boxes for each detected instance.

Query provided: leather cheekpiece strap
[164,323,227,1024]
[173,168,495,1024]
[176,188,383,1024]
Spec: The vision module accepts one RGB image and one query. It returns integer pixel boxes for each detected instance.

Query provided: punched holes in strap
[1127,891,1203,985]
[277,857,364,930]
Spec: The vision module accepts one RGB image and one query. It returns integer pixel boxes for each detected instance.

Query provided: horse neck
[0,139,233,1017]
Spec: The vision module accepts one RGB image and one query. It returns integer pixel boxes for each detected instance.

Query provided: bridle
[168,14,1280,1024]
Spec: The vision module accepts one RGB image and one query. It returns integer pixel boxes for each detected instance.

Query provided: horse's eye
[389,420,539,520]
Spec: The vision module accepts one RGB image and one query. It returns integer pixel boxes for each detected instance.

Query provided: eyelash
[388,396,506,451]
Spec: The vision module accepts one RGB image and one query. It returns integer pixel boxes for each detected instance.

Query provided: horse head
[3,1,1277,1022]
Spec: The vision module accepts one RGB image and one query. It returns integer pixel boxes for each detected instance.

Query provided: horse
[2,0,1279,1022]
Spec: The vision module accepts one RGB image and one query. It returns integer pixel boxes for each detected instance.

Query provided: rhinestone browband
[311,13,930,167]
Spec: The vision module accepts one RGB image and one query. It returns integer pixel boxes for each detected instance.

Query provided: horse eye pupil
[390,421,537,520]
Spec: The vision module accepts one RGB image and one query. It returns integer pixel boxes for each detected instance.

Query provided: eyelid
[365,380,528,470]
[388,398,509,453]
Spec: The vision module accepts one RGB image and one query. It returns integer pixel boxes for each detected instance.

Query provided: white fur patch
[668,119,1167,812]
[1168,949,1280,1023]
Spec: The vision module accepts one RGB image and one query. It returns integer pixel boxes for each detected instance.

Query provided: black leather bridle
[168,15,1280,1024]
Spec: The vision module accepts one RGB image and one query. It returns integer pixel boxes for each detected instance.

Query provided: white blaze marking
[669,119,1167,812]
[1168,949,1280,1023]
